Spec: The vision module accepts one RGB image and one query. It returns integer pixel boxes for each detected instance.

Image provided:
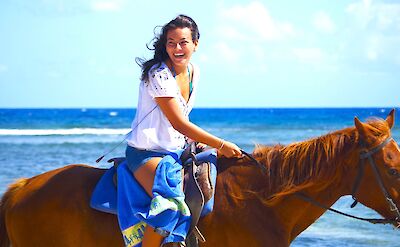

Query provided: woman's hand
[218,140,242,158]
[196,142,208,150]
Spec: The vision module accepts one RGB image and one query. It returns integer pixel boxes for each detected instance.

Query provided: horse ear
[354,117,367,137]
[385,108,395,129]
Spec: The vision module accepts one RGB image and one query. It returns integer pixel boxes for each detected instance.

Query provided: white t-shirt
[127,62,199,152]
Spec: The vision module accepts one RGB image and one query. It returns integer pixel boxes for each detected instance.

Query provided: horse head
[352,109,400,225]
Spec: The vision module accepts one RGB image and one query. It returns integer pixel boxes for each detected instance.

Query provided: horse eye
[387,153,393,160]
[388,168,398,176]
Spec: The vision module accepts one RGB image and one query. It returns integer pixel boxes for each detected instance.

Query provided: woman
[126,15,242,246]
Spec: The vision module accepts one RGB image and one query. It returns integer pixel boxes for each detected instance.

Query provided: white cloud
[313,11,336,33]
[12,0,126,14]
[345,0,400,64]
[346,0,400,30]
[218,1,295,41]
[90,0,124,12]
[375,4,400,30]
[12,0,84,15]
[292,48,324,64]
[346,0,373,28]
[198,54,209,63]
[366,50,377,60]
[213,42,240,63]
[212,1,298,68]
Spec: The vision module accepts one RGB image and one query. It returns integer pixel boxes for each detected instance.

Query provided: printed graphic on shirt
[148,66,175,97]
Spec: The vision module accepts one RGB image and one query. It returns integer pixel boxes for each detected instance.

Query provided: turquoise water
[0,107,399,246]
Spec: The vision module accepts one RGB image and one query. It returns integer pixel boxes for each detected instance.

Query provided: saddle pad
[90,165,118,214]
[90,149,217,216]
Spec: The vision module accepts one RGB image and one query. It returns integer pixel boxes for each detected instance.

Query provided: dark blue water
[0,107,399,246]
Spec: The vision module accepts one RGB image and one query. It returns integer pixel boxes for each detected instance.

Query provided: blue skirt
[125,145,178,173]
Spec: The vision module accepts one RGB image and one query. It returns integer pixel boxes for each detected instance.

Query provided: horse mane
[251,117,390,204]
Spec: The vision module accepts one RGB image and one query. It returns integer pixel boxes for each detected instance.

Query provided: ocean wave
[0,128,131,136]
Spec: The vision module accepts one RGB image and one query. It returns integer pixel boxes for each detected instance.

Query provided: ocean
[0,107,399,246]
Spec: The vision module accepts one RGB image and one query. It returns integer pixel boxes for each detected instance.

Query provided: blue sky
[0,0,399,108]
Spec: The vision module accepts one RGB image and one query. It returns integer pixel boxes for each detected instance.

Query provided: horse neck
[278,156,359,241]
[270,140,361,241]
[223,128,361,242]
[207,156,358,245]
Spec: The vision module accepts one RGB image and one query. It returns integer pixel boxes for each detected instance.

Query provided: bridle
[297,136,400,226]
[352,137,398,212]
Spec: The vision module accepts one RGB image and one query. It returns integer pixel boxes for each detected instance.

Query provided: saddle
[180,143,216,246]
[96,144,217,247]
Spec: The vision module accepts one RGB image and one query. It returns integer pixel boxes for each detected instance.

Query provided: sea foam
[0,128,131,136]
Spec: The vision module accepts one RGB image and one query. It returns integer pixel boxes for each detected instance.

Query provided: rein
[297,136,400,226]
[240,149,268,174]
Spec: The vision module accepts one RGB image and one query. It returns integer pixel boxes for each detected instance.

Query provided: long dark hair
[136,15,200,82]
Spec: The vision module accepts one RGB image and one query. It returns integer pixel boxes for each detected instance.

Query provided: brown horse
[1,110,399,247]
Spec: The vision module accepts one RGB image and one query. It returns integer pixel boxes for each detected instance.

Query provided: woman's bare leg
[134,157,163,247]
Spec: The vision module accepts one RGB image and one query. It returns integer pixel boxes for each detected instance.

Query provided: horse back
[2,164,123,247]
[6,165,102,210]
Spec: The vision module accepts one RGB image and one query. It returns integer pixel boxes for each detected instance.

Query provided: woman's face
[165,27,198,69]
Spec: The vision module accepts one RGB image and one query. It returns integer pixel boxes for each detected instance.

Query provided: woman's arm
[156,97,242,158]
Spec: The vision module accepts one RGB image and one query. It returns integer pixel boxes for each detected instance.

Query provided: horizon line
[0,106,399,110]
